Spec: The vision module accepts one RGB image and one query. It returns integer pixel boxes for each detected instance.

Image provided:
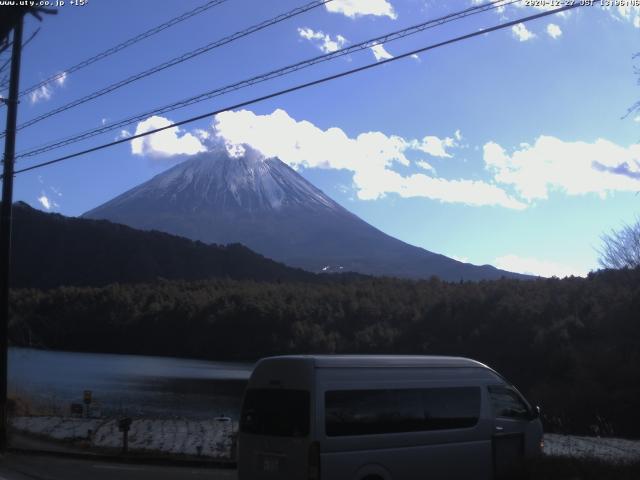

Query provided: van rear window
[240,388,310,437]
[325,387,480,436]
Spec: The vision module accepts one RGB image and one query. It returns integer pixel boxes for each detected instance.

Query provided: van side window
[488,386,530,420]
[240,389,310,437]
[325,387,480,437]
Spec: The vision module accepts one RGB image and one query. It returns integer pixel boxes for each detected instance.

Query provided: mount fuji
[83,147,528,281]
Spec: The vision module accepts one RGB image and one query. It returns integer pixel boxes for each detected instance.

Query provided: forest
[8,266,640,438]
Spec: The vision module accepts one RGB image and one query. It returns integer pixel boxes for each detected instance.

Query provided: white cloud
[483,136,640,202]
[634,115,640,123]
[29,71,67,104]
[451,255,469,263]
[356,172,525,208]
[37,192,58,211]
[214,109,409,172]
[512,23,535,42]
[29,84,52,104]
[115,129,132,141]
[370,43,393,61]
[194,128,211,140]
[297,28,347,53]
[213,109,524,209]
[603,4,640,27]
[546,23,562,39]
[495,254,588,278]
[55,71,67,86]
[101,118,108,126]
[326,0,397,19]
[411,135,457,158]
[37,195,51,210]
[131,116,206,158]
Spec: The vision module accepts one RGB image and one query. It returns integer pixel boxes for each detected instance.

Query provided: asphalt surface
[0,452,238,480]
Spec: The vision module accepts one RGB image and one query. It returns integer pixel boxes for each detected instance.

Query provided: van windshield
[240,388,310,437]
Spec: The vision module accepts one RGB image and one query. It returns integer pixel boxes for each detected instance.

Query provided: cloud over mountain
[131,116,206,158]
[213,109,524,209]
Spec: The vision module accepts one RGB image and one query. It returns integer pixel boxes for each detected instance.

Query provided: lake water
[8,347,253,420]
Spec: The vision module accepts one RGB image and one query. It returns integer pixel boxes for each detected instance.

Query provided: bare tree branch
[599,217,640,269]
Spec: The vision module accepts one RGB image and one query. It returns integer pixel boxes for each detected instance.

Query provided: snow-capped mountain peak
[84,147,528,281]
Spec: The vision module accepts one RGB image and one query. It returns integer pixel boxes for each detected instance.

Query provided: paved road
[0,452,237,480]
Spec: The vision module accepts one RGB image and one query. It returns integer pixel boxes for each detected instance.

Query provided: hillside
[8,202,316,289]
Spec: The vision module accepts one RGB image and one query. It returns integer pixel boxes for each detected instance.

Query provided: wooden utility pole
[0,13,23,453]
[0,5,56,452]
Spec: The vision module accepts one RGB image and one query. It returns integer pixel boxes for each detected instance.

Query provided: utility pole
[0,13,23,453]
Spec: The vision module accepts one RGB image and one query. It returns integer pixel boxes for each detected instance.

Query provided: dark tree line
[8,267,640,437]
[8,202,317,288]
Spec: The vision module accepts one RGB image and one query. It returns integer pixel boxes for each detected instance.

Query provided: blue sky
[3,0,639,277]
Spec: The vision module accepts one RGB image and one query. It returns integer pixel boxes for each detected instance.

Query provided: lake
[8,347,253,420]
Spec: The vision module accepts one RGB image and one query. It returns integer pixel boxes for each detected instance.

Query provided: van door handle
[495,426,504,431]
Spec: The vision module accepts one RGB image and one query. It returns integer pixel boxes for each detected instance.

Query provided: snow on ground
[10,416,234,459]
[11,418,640,465]
[544,433,640,464]
[11,416,103,441]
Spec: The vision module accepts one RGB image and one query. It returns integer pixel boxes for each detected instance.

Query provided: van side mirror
[529,405,541,420]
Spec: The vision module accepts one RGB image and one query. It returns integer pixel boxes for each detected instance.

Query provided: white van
[237,355,543,480]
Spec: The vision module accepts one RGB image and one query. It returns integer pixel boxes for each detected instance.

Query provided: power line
[11,0,230,102]
[0,27,39,80]
[0,62,10,83]
[0,41,12,57]
[7,2,587,179]
[15,0,518,160]
[11,0,514,153]
[0,28,41,94]
[4,0,332,137]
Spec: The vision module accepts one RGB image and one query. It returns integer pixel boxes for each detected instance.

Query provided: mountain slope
[84,148,530,281]
[9,202,316,289]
